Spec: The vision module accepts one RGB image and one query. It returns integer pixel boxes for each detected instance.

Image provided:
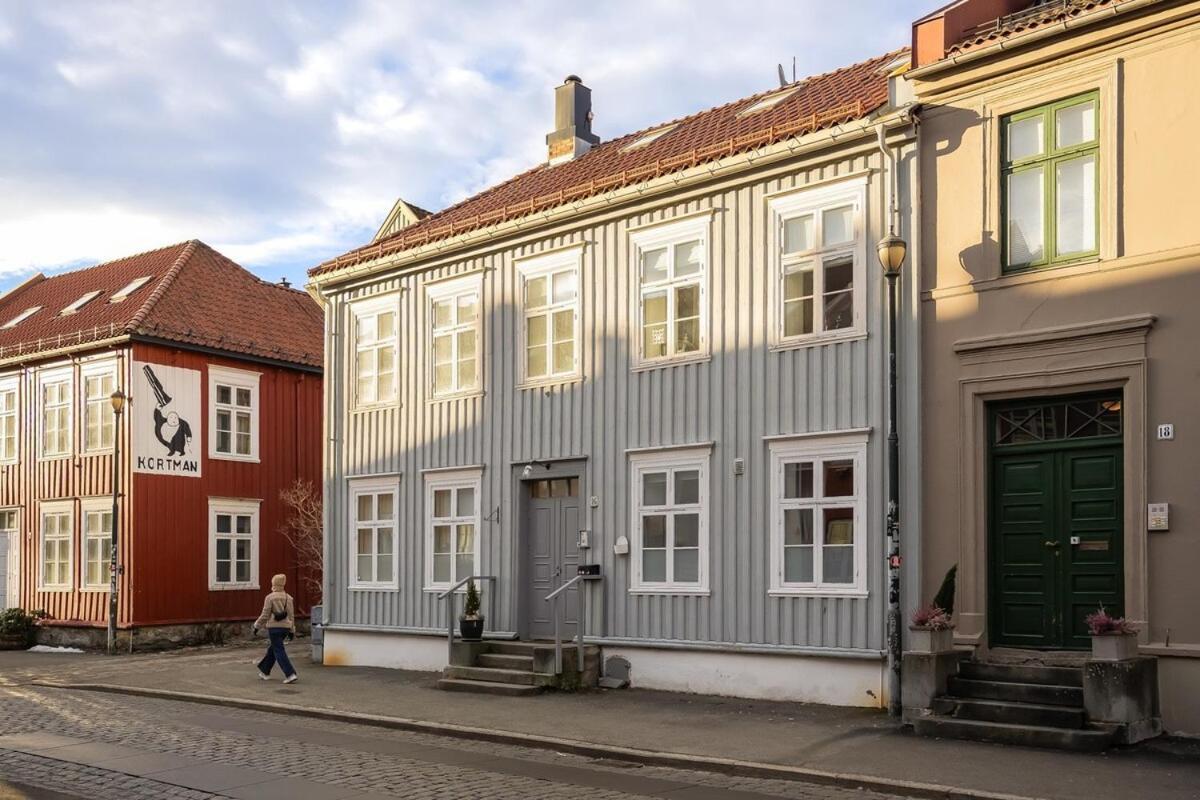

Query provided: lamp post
[876,233,907,717]
[108,390,126,656]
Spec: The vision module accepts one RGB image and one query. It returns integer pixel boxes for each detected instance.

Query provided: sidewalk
[3,644,1198,800]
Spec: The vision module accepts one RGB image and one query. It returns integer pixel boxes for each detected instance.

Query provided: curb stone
[33,681,1045,800]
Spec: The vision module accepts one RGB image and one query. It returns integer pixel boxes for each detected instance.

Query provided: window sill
[427,391,485,405]
[631,354,711,374]
[37,586,72,593]
[423,585,467,594]
[38,454,72,462]
[80,448,115,457]
[351,402,400,414]
[210,453,261,464]
[79,587,111,593]
[628,587,711,596]
[768,588,868,598]
[349,583,400,592]
[208,583,260,592]
[518,375,583,391]
[770,330,867,352]
[927,255,1105,300]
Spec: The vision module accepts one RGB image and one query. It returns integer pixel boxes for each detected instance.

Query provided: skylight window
[740,87,799,116]
[60,290,102,316]
[623,124,678,152]
[2,306,42,329]
[110,276,153,303]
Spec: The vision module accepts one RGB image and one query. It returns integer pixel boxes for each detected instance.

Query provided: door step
[931,696,1086,728]
[947,676,1083,707]
[958,660,1082,687]
[911,716,1117,752]
[477,653,535,670]
[437,640,601,695]
[443,665,537,686]
[436,678,543,697]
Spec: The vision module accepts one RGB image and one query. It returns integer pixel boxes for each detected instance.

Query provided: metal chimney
[546,75,600,165]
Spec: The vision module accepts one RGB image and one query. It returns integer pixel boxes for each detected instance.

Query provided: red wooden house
[0,241,323,648]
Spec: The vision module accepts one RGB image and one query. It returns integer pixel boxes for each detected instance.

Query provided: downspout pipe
[877,124,899,236]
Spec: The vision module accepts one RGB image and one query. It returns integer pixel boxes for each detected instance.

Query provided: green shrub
[462,579,482,619]
[0,608,39,638]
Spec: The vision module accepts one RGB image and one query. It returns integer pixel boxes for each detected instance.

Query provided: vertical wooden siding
[326,146,908,651]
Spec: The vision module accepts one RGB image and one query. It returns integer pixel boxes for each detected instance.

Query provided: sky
[0,1,928,293]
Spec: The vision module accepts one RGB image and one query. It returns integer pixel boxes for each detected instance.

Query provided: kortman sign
[132,361,201,477]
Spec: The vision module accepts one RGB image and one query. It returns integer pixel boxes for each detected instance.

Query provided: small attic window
[623,124,678,152]
[60,290,102,316]
[740,87,799,116]
[110,276,153,303]
[2,306,42,329]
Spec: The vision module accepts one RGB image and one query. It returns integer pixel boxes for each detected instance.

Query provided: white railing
[544,574,586,676]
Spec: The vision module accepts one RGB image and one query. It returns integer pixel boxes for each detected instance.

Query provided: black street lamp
[108,389,126,656]
[876,232,907,718]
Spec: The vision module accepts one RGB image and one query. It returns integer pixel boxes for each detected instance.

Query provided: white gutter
[309,108,917,292]
[907,0,1168,79]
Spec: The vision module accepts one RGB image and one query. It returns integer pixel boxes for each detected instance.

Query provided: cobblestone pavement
[0,684,909,800]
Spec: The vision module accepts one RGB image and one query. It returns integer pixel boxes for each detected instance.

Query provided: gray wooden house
[308,50,920,708]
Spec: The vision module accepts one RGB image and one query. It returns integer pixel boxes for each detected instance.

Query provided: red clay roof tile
[947,0,1120,56]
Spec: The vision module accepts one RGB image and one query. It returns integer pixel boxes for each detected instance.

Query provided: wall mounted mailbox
[577,564,602,578]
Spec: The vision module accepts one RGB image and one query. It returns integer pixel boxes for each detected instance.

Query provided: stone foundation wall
[35,619,311,653]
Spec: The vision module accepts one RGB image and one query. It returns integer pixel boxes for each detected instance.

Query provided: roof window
[110,276,153,303]
[60,290,102,316]
[740,87,799,116]
[1,306,42,329]
[623,124,678,152]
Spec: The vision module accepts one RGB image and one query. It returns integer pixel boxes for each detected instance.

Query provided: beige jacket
[254,591,295,632]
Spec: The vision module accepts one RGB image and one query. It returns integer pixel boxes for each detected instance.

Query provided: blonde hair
[271,574,287,591]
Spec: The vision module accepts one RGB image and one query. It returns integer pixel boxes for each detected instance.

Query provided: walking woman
[253,573,298,684]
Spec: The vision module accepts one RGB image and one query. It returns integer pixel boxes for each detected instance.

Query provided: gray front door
[525,477,581,640]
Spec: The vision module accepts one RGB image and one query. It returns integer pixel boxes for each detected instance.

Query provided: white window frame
[2,306,41,329]
[350,294,400,410]
[628,446,710,594]
[80,361,117,454]
[38,500,73,591]
[109,276,152,303]
[60,290,102,316]
[79,497,113,591]
[208,365,261,462]
[37,366,73,460]
[426,276,483,400]
[768,433,868,597]
[423,469,482,591]
[629,215,710,368]
[0,375,17,464]
[207,498,260,591]
[768,176,868,347]
[1,508,19,609]
[517,247,583,386]
[348,476,400,591]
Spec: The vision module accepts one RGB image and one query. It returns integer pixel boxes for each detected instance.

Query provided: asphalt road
[0,684,909,800]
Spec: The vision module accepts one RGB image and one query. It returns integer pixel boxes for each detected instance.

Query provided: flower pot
[0,632,30,651]
[1091,631,1139,662]
[459,617,484,642]
[907,626,954,654]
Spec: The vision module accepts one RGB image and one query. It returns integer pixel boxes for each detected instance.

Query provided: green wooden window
[1002,92,1099,272]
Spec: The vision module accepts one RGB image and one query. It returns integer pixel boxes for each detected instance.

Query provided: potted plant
[908,605,954,653]
[0,608,39,650]
[1085,606,1139,661]
[459,578,484,642]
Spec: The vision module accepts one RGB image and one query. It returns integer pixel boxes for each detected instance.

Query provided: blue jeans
[257,629,296,678]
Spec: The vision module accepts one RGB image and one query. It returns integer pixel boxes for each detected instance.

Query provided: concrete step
[960,661,1083,688]
[443,666,535,685]
[489,640,601,657]
[478,653,535,670]
[911,716,1116,752]
[436,678,543,697]
[932,696,1086,729]
[948,676,1084,707]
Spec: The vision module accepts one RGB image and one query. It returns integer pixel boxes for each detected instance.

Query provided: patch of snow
[26,645,84,654]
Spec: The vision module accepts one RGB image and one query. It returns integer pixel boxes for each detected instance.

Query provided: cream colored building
[909,0,1200,733]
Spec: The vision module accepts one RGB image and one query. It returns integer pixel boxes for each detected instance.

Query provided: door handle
[1044,540,1060,549]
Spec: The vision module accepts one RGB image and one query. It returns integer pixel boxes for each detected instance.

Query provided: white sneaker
[283,674,298,684]
[257,670,270,681]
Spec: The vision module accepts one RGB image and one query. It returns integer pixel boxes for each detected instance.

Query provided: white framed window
[630,216,709,367]
[38,501,72,590]
[38,367,72,459]
[80,498,113,590]
[0,376,17,463]
[741,87,798,116]
[352,295,399,409]
[60,290,102,316]
[349,476,399,590]
[2,306,41,329]
[207,498,260,590]
[81,362,117,454]
[517,248,581,385]
[768,434,867,596]
[427,276,482,398]
[629,447,710,594]
[109,276,152,303]
[208,365,260,461]
[768,177,867,345]
[424,469,481,590]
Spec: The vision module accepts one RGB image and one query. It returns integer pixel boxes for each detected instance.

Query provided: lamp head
[876,234,907,278]
[110,390,126,415]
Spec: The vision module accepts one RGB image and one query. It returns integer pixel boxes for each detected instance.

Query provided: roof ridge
[125,239,200,333]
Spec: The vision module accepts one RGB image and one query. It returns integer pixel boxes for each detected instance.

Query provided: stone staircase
[912,661,1119,751]
[437,640,600,696]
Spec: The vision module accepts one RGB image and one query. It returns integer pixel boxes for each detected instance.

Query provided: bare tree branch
[279,479,323,604]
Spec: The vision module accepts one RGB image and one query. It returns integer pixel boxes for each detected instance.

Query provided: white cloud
[0,0,928,289]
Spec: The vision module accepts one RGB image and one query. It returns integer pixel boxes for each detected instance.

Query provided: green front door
[989,395,1124,650]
